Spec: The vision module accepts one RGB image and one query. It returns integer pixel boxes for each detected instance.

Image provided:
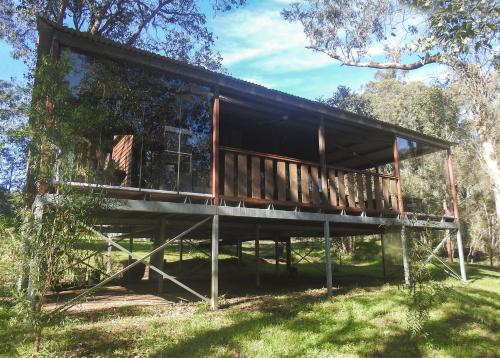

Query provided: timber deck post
[128,231,133,267]
[393,136,405,215]
[401,225,410,285]
[324,221,333,297]
[274,234,280,277]
[158,219,167,294]
[456,226,467,282]
[446,149,467,282]
[179,238,183,273]
[381,233,386,277]
[106,242,112,274]
[212,86,220,205]
[255,224,260,287]
[319,117,328,204]
[211,214,219,310]
[237,239,242,265]
[286,238,291,273]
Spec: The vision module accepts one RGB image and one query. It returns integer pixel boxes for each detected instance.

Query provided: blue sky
[0,0,443,100]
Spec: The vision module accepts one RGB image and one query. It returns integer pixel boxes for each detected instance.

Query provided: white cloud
[405,64,451,84]
[213,7,332,73]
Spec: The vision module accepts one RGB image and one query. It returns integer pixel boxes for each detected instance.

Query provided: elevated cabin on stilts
[33,18,466,310]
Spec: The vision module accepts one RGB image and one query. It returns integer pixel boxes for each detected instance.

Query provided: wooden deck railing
[220,146,400,214]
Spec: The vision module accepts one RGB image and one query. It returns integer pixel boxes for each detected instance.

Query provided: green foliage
[362,79,459,140]
[0,79,29,191]
[282,0,498,68]
[404,230,449,338]
[318,85,372,116]
[12,54,114,352]
[407,0,499,63]
[0,0,245,70]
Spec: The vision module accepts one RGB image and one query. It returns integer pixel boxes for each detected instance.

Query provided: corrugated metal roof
[37,17,453,149]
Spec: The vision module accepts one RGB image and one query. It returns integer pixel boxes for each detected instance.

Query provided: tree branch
[88,0,115,34]
[307,46,440,70]
[55,0,68,25]
[126,0,175,45]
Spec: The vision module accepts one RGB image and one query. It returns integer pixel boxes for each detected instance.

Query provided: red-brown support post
[212,86,220,205]
[318,117,328,205]
[446,150,460,220]
[446,149,466,281]
[393,137,404,215]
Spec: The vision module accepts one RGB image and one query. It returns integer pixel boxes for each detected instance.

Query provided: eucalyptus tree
[318,85,371,117]
[1,0,244,69]
[0,80,28,191]
[282,0,500,229]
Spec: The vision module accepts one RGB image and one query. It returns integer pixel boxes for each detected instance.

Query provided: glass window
[62,47,212,194]
[396,137,451,216]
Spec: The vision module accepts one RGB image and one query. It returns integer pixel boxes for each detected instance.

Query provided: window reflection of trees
[63,48,212,194]
[396,138,450,215]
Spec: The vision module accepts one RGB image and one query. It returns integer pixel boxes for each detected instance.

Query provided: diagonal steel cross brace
[291,247,325,275]
[184,239,211,258]
[292,246,316,264]
[56,226,153,277]
[416,239,462,281]
[52,216,212,314]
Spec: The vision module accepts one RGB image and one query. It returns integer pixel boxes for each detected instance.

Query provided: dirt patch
[45,285,197,314]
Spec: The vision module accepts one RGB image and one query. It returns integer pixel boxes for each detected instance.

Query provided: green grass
[1,255,499,357]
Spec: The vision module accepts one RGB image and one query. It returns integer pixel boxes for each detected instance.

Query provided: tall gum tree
[282,0,500,232]
[0,0,245,68]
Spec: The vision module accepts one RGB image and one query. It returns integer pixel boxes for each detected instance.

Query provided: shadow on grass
[5,253,498,357]
[0,301,35,356]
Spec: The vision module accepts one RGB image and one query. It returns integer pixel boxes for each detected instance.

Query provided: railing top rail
[220,146,397,179]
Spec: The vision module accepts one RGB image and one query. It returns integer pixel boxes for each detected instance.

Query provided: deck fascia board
[42,196,458,230]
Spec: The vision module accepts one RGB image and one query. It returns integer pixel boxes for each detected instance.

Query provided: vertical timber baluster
[301,165,310,204]
[265,159,274,200]
[346,172,356,208]
[329,169,338,207]
[289,163,299,203]
[237,154,247,199]
[224,152,235,197]
[338,170,346,207]
[365,174,374,210]
[277,161,286,201]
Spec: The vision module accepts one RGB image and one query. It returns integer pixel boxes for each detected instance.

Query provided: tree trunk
[480,139,500,233]
[34,327,42,353]
[445,230,454,263]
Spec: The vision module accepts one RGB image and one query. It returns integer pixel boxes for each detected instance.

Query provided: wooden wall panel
[277,161,286,201]
[301,165,310,204]
[224,152,235,196]
[237,154,247,198]
[265,159,274,200]
[328,169,338,206]
[251,156,261,199]
[289,163,298,203]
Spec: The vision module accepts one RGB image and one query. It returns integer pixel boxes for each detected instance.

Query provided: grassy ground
[1,242,499,358]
